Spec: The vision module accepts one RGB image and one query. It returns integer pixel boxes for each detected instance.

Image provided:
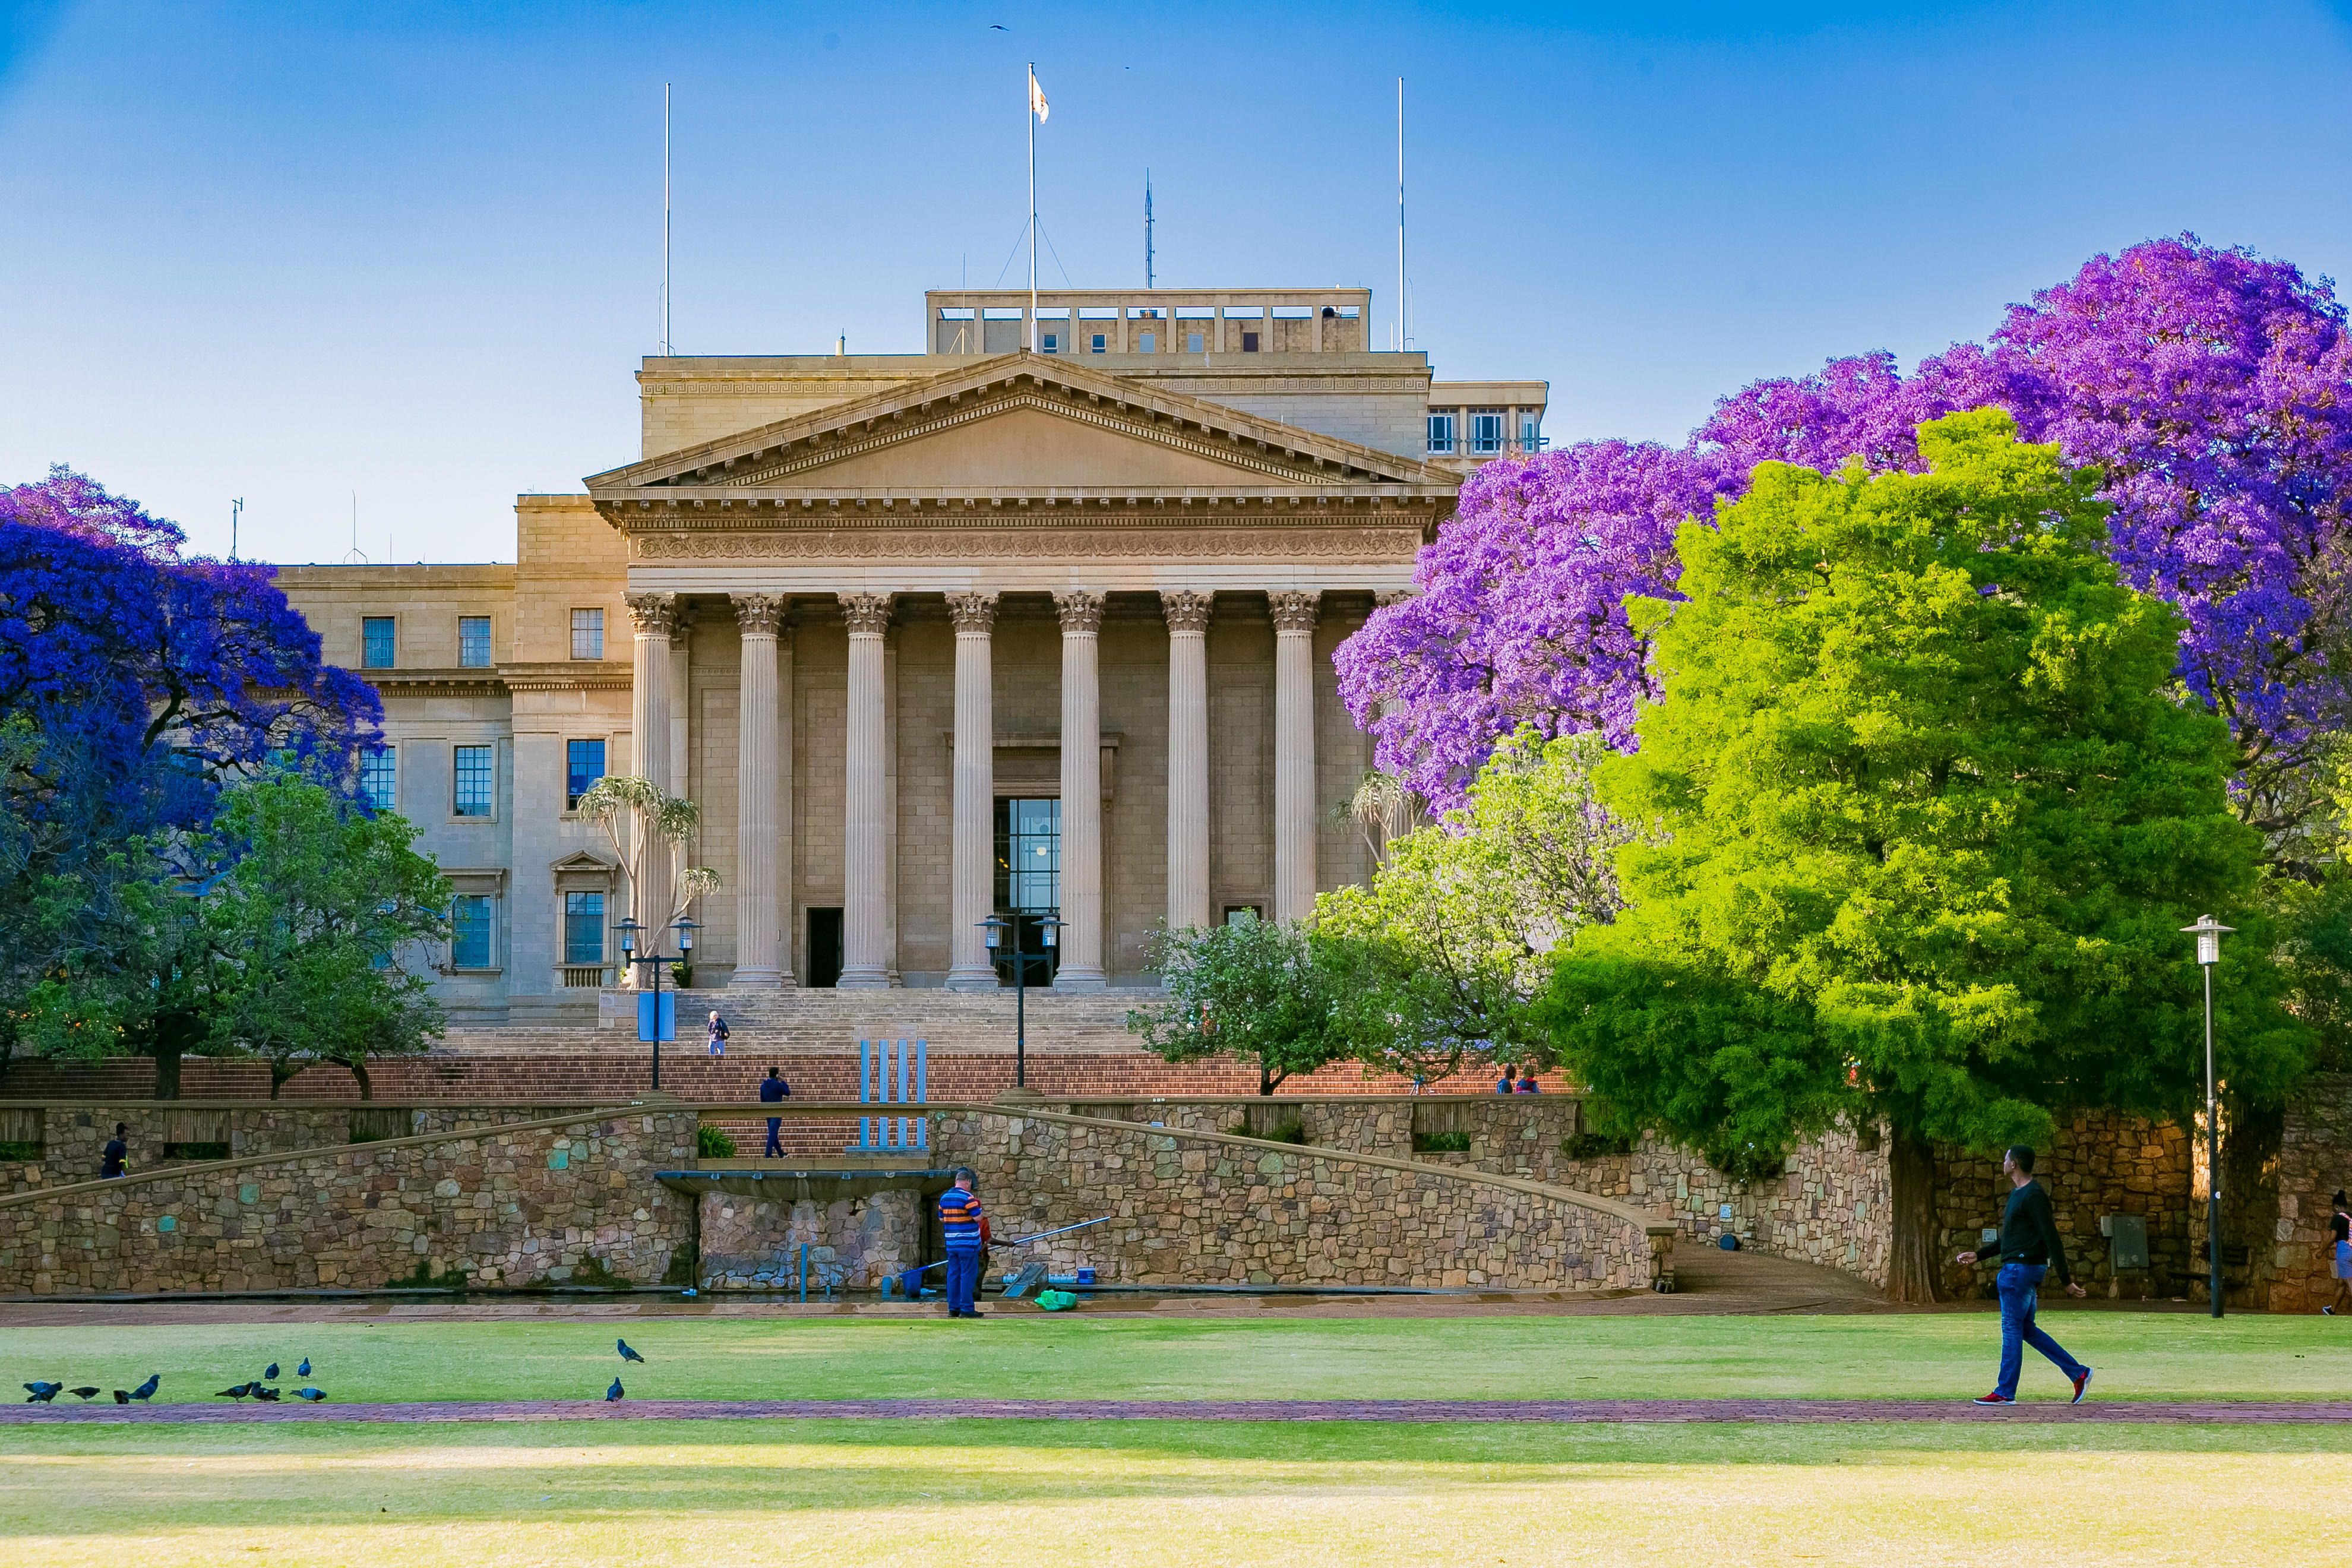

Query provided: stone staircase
[440,987,1163,1057]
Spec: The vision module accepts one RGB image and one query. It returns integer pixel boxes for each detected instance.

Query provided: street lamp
[2184,913,2233,1320]
[616,913,697,1093]
[979,912,1062,1090]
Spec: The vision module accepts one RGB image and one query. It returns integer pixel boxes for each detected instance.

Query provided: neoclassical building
[276,287,1545,1020]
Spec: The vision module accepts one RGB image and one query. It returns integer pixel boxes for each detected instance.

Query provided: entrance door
[993,797,1060,987]
[806,907,843,989]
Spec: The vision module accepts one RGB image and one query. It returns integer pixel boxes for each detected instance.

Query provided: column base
[835,968,892,991]
[943,966,1000,992]
[1050,968,1108,992]
[728,968,792,991]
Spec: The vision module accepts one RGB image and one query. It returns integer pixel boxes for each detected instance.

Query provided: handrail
[0,1104,648,1212]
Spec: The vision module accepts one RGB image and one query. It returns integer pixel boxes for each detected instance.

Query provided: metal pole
[662,82,671,356]
[652,950,663,1093]
[2206,961,2223,1318]
[1014,928,1028,1089]
[1027,64,1038,353]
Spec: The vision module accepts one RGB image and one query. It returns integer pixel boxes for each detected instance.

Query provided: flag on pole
[1029,68,1049,122]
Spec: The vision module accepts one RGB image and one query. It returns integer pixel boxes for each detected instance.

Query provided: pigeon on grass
[606,1377,624,1402]
[295,1387,326,1402]
[23,1382,60,1403]
[263,1364,279,1381]
[214,1384,254,1401]
[252,1387,282,1403]
[295,1360,310,1378]
[69,1387,100,1401]
[616,1339,645,1364]
[128,1374,159,1401]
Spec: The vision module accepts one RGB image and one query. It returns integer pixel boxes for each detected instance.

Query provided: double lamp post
[978,913,1060,1093]
[616,913,698,1093]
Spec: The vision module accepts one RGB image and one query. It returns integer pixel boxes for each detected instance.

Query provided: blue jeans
[1996,1263,2087,1399]
[945,1248,982,1314]
[763,1118,782,1157]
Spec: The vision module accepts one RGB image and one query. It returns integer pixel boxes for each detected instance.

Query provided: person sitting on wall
[760,1066,791,1158]
[1495,1066,1517,1095]
[1515,1072,1541,1094]
[99,1123,128,1180]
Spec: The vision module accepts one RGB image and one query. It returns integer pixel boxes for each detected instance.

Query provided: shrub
[1561,1132,1635,1160]
[1412,1130,1472,1153]
[697,1124,738,1158]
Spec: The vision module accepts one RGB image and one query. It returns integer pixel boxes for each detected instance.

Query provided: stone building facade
[276,286,1544,1021]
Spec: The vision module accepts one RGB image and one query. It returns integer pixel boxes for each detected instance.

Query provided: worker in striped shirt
[938,1168,990,1319]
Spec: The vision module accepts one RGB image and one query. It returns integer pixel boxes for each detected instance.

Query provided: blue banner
[637,991,675,1042]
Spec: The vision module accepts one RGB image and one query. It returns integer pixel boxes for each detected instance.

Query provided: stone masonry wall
[2256,1075,2352,1312]
[935,1107,1672,1292]
[698,1187,925,1291]
[0,1107,696,1296]
[1933,1111,2193,1301]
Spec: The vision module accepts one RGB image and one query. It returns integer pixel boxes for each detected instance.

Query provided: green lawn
[4,1418,2350,1567]
[5,1311,2350,1406]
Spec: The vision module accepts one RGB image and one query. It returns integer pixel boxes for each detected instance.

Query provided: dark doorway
[806,907,843,989]
[994,796,1061,987]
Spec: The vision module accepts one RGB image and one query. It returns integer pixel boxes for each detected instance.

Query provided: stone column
[775,613,796,984]
[729,594,785,989]
[1161,590,1212,934]
[944,592,1000,991]
[1269,590,1320,923]
[1053,590,1108,990]
[625,592,676,940]
[668,608,693,797]
[837,592,893,990]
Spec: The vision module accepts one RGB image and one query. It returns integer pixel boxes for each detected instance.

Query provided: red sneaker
[1972,1392,2015,1406]
[2070,1368,2092,1405]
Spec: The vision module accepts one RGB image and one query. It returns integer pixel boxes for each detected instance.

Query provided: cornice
[629,525,1424,562]
[594,495,1451,535]
[498,662,636,693]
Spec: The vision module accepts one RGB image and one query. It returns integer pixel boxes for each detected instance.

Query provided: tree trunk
[1885,1127,1942,1304]
[351,1058,374,1102]
[148,1047,182,1101]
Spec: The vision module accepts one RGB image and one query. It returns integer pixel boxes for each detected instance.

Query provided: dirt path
[4,1395,2346,1427]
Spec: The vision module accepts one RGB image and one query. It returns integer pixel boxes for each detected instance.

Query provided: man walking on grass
[1955,1145,2091,1405]
[938,1168,990,1320]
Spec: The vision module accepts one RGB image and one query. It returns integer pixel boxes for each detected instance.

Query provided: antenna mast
[1396,76,1405,352]
[662,82,672,355]
[230,497,243,562]
[1145,169,1155,289]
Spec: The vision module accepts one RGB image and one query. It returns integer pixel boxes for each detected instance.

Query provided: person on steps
[706,1011,729,1058]
[1494,1066,1517,1095]
[760,1066,791,1158]
[1954,1145,2091,1405]
[99,1124,128,1180]
[938,1168,990,1319]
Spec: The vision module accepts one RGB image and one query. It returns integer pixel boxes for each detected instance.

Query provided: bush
[0,1140,43,1161]
[1412,1130,1472,1153]
[697,1124,737,1158]
[1229,1120,1307,1145]
[1561,1131,1635,1160]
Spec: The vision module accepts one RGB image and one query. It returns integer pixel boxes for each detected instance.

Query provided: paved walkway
[7,1396,2349,1426]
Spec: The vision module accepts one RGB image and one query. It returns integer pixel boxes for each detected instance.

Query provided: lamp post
[979,912,1061,1091]
[2184,913,2233,1319]
[617,915,699,1093]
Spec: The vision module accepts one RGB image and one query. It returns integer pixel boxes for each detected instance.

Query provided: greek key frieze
[631,528,1421,562]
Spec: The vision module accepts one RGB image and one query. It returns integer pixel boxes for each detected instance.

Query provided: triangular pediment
[586,353,1453,500]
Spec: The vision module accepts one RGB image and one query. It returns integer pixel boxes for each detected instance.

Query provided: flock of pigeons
[606,1336,644,1401]
[21,1357,324,1408]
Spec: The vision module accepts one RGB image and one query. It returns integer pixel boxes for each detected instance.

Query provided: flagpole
[663,81,672,356]
[1027,63,1038,352]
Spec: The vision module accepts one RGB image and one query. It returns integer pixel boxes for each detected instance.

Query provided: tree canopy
[1541,410,2305,1299]
[1127,915,1349,1095]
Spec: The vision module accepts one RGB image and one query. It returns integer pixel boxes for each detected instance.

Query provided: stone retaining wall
[0,1107,695,1295]
[698,1188,925,1291]
[935,1107,1673,1292]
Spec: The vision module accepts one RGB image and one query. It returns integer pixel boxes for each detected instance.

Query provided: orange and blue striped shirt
[939,1186,986,1250]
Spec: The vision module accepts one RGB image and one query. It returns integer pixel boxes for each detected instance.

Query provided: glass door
[993,797,1060,986]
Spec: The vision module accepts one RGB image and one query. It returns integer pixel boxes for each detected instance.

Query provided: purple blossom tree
[1340,238,2352,843]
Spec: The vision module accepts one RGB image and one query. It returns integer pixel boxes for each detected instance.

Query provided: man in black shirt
[1954,1145,2091,1405]
[2325,1189,2350,1316]
[759,1066,790,1158]
[99,1124,128,1180]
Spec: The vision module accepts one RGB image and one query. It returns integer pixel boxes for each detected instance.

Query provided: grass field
[7,1314,2351,1566]
[4,1311,2348,1405]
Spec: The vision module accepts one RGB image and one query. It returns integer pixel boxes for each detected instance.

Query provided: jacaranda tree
[1542,412,2306,1302]
[1340,237,2352,855]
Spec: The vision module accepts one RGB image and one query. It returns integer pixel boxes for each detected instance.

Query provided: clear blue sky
[5,1,2350,564]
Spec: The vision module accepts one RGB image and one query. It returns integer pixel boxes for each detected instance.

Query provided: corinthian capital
[946,592,999,634]
[1159,590,1213,636]
[731,593,785,637]
[625,592,677,637]
[1267,590,1321,635]
[1052,590,1107,636]
[837,592,894,636]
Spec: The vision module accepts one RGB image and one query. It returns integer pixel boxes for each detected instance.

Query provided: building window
[359,745,397,811]
[1470,410,1506,455]
[361,617,396,669]
[1041,331,1060,353]
[1241,331,1260,352]
[451,894,493,969]
[1090,333,1106,353]
[1224,904,1264,925]
[453,745,494,818]
[566,738,606,810]
[993,796,1061,987]
[570,608,604,660]
[1427,412,1456,454]
[1520,413,1542,450]
[1186,331,1205,353]
[1136,330,1155,353]
[458,616,492,668]
[564,891,605,965]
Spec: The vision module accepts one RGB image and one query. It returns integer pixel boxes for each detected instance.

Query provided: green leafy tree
[577,775,720,984]
[1542,410,2306,1301]
[200,774,450,1098]
[1317,729,1631,1082]
[1128,915,1347,1095]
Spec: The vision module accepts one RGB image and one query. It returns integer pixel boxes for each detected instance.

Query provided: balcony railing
[1427,434,1550,459]
[558,963,612,990]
